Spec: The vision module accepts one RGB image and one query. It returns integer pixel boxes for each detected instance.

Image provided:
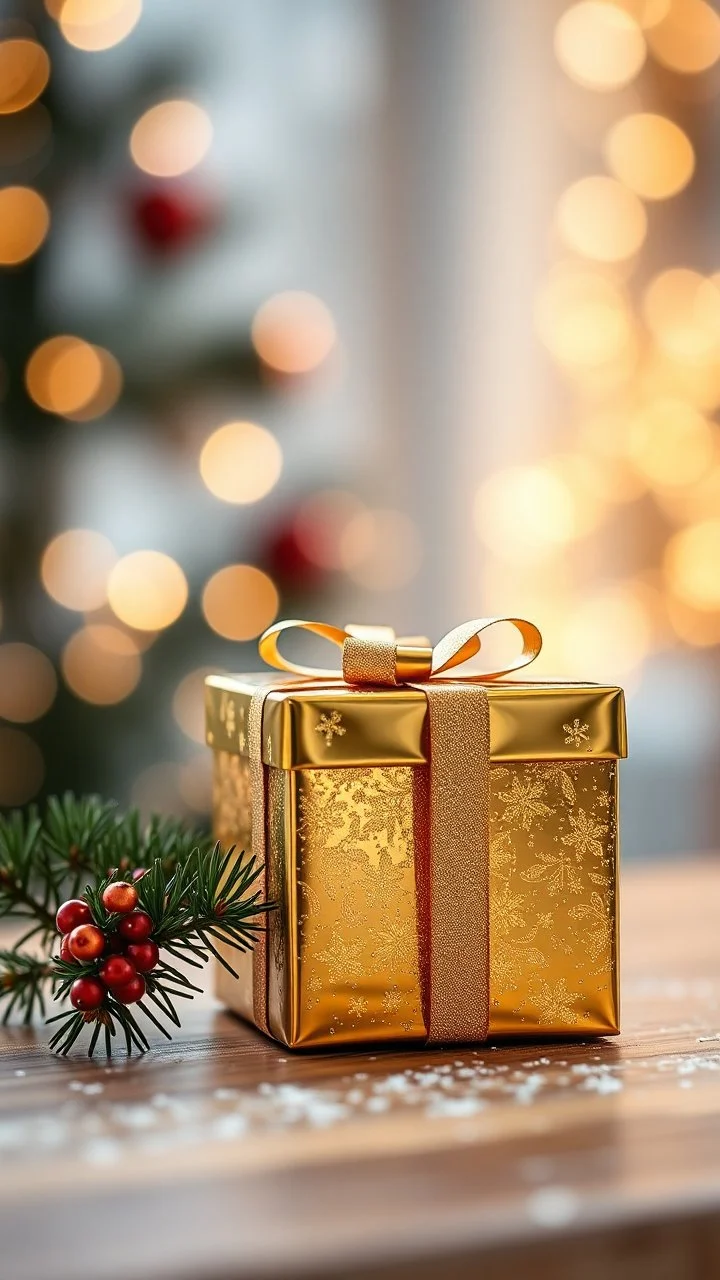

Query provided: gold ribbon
[249,617,542,1044]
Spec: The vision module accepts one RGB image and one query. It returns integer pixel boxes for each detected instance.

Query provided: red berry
[59,934,76,963]
[55,899,92,934]
[99,956,136,989]
[102,881,139,915]
[70,977,105,1011]
[68,923,106,962]
[125,940,159,973]
[131,868,147,882]
[113,974,146,1005]
[118,910,153,942]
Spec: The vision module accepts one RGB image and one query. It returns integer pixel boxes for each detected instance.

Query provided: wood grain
[1,857,719,1280]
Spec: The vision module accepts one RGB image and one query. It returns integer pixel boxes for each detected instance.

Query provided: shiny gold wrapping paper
[210,677,623,1048]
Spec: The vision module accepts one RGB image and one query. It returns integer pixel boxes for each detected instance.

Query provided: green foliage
[0,793,268,1055]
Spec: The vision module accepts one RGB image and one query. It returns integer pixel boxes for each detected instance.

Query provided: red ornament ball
[67,923,106,963]
[70,977,105,1011]
[131,189,213,253]
[59,933,75,964]
[118,910,153,943]
[102,881,138,915]
[113,974,146,1005]
[55,899,92,934]
[125,940,159,973]
[99,956,136,989]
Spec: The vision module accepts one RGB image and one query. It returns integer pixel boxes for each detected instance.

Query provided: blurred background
[0,0,718,858]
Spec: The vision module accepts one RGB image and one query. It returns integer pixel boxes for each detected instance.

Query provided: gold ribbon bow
[249,617,542,1044]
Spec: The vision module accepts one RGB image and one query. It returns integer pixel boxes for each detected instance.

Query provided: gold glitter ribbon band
[249,617,541,1044]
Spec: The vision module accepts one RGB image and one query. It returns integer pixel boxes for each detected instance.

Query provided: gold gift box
[206,668,627,1049]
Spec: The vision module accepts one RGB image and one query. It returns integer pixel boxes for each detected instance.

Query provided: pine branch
[0,949,54,1025]
[0,794,269,1053]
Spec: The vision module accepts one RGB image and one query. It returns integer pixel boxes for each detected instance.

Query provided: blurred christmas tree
[0,0,382,817]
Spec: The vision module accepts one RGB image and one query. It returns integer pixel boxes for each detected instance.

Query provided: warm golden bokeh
[627,399,716,489]
[0,644,57,723]
[554,2,646,91]
[535,263,635,370]
[107,551,188,631]
[62,624,142,705]
[0,187,50,266]
[251,292,337,375]
[41,528,117,612]
[562,584,652,680]
[172,667,217,744]
[604,113,695,200]
[605,0,671,25]
[199,421,282,504]
[556,176,647,263]
[339,509,423,591]
[129,100,212,178]
[57,0,142,52]
[664,520,720,612]
[202,564,278,641]
[25,336,122,418]
[65,348,123,421]
[0,728,44,806]
[646,0,720,74]
[0,40,51,115]
[643,269,720,362]
[474,466,576,564]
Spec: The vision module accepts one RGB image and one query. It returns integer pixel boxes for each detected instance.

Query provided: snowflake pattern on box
[489,759,617,1033]
[295,759,616,1040]
[296,766,425,1041]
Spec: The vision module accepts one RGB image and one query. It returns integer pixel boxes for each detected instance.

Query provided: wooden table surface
[1,857,719,1280]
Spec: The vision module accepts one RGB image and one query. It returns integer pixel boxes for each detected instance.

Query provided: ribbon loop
[259,615,542,686]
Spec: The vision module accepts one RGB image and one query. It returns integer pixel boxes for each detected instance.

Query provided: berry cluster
[55,878,160,1014]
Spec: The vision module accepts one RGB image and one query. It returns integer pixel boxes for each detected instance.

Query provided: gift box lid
[205,673,627,769]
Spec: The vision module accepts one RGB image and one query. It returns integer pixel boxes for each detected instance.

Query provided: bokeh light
[555,176,647,263]
[0,728,44,806]
[554,2,646,91]
[474,466,576,564]
[251,292,337,376]
[41,528,117,612]
[535,263,634,370]
[562,585,652,679]
[339,509,423,591]
[0,188,50,266]
[199,421,282,505]
[172,667,217,744]
[57,0,142,52]
[62,624,142,705]
[664,520,720,611]
[643,269,720,362]
[646,0,720,74]
[130,100,212,178]
[107,551,188,631]
[627,399,715,488]
[202,564,278,641]
[25,336,122,419]
[0,40,50,115]
[666,596,720,647]
[578,411,648,501]
[0,644,56,723]
[604,113,695,200]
